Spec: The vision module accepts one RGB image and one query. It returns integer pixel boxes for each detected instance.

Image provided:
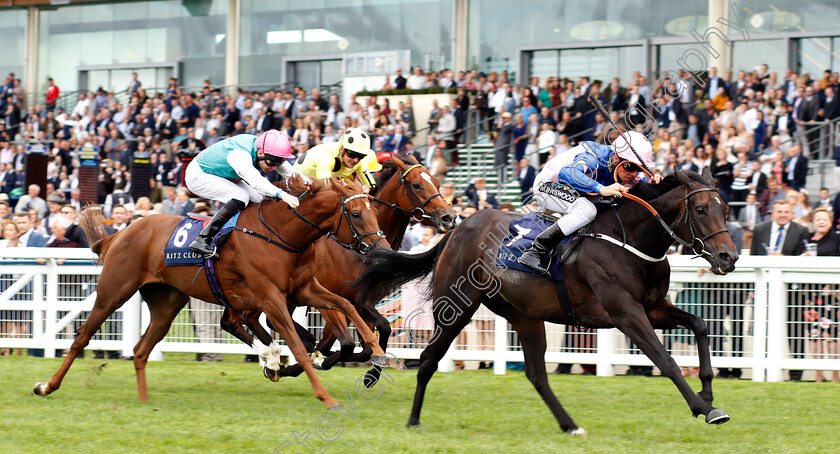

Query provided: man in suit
[517,158,536,203]
[394,68,407,90]
[14,184,47,219]
[464,177,499,210]
[750,199,809,381]
[737,192,764,250]
[255,108,272,132]
[823,86,840,120]
[705,67,725,99]
[106,204,131,235]
[12,212,48,247]
[384,124,409,153]
[783,145,808,191]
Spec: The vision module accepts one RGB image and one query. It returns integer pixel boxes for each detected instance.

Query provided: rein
[589,187,729,261]
[235,185,384,255]
[370,164,444,222]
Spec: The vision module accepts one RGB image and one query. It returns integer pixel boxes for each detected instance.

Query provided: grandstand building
[0,0,838,95]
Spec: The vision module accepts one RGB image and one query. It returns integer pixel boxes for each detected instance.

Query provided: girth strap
[553,279,581,328]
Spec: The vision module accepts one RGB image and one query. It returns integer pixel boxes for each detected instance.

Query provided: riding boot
[189,199,246,259]
[517,223,567,274]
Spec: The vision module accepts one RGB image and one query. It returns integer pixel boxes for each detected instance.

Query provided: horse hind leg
[484,296,584,435]
[132,284,190,402]
[34,271,141,397]
[407,284,481,427]
[232,310,289,382]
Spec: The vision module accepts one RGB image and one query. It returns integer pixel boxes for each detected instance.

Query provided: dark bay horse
[353,168,738,434]
[34,176,390,409]
[221,155,457,381]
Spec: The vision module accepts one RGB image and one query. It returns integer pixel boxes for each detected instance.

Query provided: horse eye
[412,183,421,190]
[695,206,707,214]
[351,212,361,219]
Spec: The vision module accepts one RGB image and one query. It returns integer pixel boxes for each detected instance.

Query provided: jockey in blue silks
[518,131,662,274]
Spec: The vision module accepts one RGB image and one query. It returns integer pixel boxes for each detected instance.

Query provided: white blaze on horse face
[714,197,722,205]
[420,172,433,186]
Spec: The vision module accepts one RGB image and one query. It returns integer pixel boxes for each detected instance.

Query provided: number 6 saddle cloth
[164,213,241,266]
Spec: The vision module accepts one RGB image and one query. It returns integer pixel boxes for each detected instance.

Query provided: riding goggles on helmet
[263,155,286,167]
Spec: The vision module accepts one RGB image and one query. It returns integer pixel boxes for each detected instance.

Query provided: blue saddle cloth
[495,212,570,281]
[164,213,241,266]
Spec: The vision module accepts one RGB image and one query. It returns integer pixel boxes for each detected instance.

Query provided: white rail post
[765,269,786,382]
[30,270,45,356]
[596,328,616,377]
[121,292,142,359]
[493,313,507,375]
[43,260,58,359]
[751,268,768,382]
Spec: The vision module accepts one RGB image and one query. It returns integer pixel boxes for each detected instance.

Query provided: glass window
[799,37,832,78]
[38,0,227,92]
[731,39,786,76]
[239,0,452,85]
[738,0,840,35]
[469,0,707,76]
[0,10,27,82]
[529,51,559,80]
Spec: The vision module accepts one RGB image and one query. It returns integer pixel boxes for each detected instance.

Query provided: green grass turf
[1,355,839,453]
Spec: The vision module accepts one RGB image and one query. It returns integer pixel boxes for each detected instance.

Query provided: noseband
[370,164,444,222]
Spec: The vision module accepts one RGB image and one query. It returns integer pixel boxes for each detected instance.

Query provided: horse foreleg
[295,280,388,366]
[222,309,287,382]
[315,310,354,370]
[260,294,338,409]
[615,308,729,425]
[648,300,715,405]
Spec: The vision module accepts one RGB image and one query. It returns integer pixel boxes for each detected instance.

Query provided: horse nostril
[441,215,454,225]
[719,252,732,262]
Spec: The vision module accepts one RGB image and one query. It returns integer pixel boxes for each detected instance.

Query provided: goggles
[263,155,286,167]
[344,149,367,160]
[621,162,642,173]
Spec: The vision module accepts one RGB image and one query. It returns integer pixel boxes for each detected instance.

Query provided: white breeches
[185,160,264,204]
[532,180,597,235]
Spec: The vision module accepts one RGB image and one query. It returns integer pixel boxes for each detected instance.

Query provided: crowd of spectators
[1,64,840,376]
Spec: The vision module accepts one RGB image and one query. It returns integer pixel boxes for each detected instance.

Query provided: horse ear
[675,169,693,187]
[329,176,347,195]
[701,166,715,186]
[391,155,406,170]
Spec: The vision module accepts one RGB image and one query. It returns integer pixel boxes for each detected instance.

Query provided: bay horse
[221,155,457,382]
[352,168,738,434]
[34,176,390,409]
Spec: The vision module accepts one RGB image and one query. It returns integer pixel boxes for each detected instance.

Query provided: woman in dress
[804,208,840,382]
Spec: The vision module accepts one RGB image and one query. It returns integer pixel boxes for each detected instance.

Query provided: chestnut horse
[353,169,738,434]
[222,155,457,382]
[34,176,389,409]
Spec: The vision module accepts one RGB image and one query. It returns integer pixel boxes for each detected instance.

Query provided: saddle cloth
[163,212,241,266]
[495,212,571,281]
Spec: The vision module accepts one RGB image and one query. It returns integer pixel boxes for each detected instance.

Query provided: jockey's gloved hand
[276,190,300,208]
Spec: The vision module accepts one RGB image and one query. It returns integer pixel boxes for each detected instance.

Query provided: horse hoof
[327,404,345,413]
[406,419,420,428]
[310,351,325,369]
[263,366,281,382]
[569,427,588,437]
[705,408,730,425]
[363,370,380,389]
[33,382,50,396]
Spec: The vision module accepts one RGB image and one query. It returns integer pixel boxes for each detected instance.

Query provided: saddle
[495,212,584,281]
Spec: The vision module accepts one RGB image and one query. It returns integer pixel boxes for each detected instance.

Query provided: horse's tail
[78,205,115,262]
[352,231,452,303]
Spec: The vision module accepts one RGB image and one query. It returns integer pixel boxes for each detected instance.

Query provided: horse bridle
[253,186,385,255]
[370,164,444,222]
[623,186,729,259]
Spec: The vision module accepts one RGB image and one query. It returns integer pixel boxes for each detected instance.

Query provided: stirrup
[518,250,548,274]
[189,238,218,259]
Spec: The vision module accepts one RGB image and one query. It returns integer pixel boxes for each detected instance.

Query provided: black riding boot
[518,223,567,274]
[189,199,246,259]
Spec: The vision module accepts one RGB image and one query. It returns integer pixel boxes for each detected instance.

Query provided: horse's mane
[371,153,420,196]
[282,174,325,196]
[627,171,711,201]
